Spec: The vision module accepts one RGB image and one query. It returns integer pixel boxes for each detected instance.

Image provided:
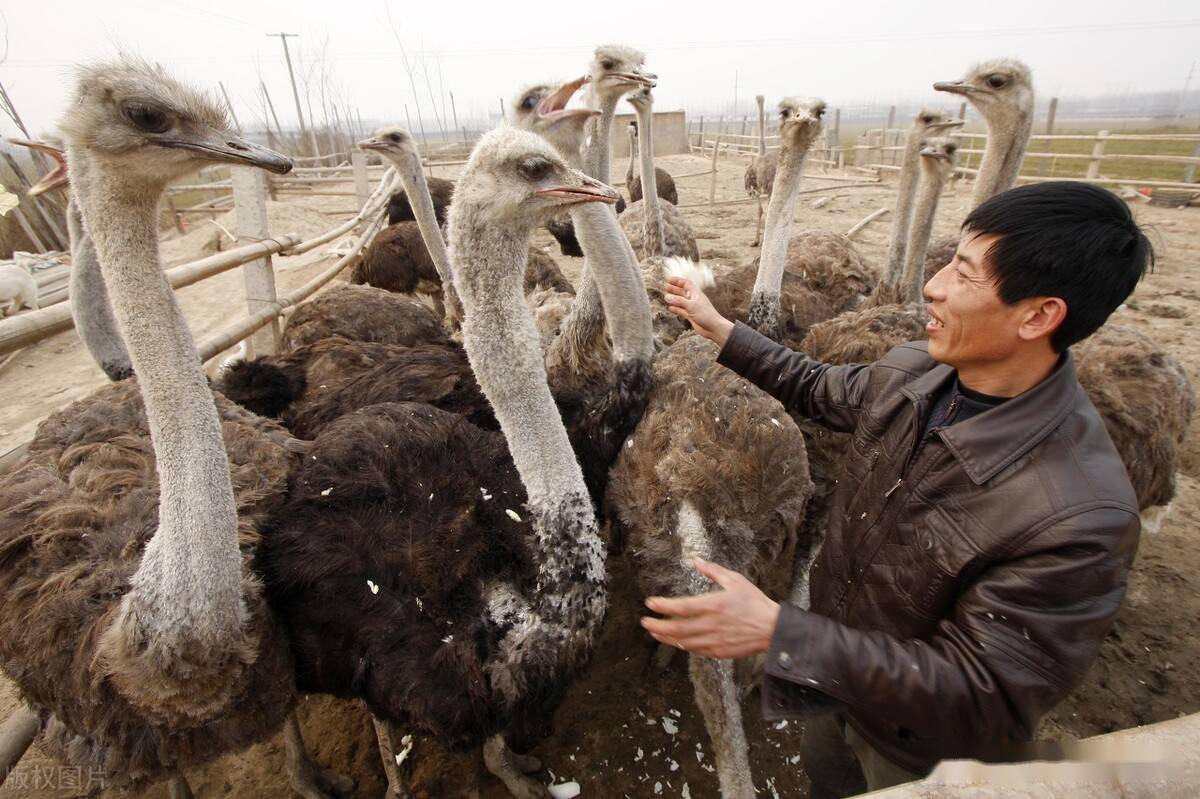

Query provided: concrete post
[1037,97,1059,176]
[351,150,370,210]
[709,135,722,206]
[1086,131,1109,180]
[232,167,280,358]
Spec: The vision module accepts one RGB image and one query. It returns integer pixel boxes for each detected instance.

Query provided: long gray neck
[757,98,767,156]
[881,123,926,285]
[389,152,463,328]
[569,202,654,365]
[67,197,132,381]
[68,154,247,666]
[449,217,604,632]
[971,107,1032,209]
[583,92,621,185]
[900,163,948,305]
[748,136,810,338]
[634,104,664,259]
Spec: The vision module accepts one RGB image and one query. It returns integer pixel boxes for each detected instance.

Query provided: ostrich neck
[67,197,132,381]
[68,155,244,646]
[449,221,604,618]
[757,101,767,156]
[971,108,1033,209]
[900,165,948,305]
[753,139,810,298]
[568,202,654,365]
[634,104,664,259]
[389,153,462,326]
[882,127,925,285]
[584,94,620,185]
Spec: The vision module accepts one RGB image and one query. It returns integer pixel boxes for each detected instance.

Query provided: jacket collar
[901,347,1079,485]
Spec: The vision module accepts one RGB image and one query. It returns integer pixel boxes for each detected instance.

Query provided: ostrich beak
[607,70,657,89]
[921,148,953,162]
[8,138,69,196]
[933,80,979,96]
[161,131,293,174]
[358,137,388,152]
[929,118,965,131]
[535,174,620,205]
[536,76,596,124]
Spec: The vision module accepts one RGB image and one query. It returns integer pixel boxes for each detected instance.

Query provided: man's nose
[924,261,953,301]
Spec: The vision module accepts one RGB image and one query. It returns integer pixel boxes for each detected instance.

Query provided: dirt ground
[1,152,1197,798]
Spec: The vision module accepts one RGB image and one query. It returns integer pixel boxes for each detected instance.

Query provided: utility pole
[267,32,318,157]
[732,70,738,118]
[1179,61,1196,120]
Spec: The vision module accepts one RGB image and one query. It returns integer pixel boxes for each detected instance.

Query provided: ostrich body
[0,58,345,797]
[924,59,1035,277]
[706,98,836,344]
[387,175,454,226]
[744,94,779,248]
[624,122,678,205]
[262,127,619,799]
[619,87,698,262]
[280,284,447,350]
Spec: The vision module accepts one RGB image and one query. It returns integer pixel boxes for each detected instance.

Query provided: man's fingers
[665,276,693,292]
[645,592,721,617]
[663,291,687,307]
[640,614,715,639]
[694,557,741,590]
[668,306,689,319]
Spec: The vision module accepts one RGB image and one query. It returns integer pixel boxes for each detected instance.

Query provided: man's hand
[641,558,780,659]
[663,277,735,348]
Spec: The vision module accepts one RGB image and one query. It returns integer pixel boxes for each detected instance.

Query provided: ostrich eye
[387,132,403,143]
[123,103,170,134]
[517,157,554,182]
[601,59,615,71]
[814,104,826,119]
[780,109,791,119]
[986,74,1008,89]
[521,94,539,111]
[946,144,957,154]
[921,115,933,124]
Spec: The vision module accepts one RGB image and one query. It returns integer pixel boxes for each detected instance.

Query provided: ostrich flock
[0,44,1193,799]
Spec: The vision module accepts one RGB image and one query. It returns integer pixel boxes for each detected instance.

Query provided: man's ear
[1017,296,1068,344]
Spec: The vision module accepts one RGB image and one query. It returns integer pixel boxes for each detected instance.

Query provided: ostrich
[744,94,778,247]
[705,97,835,344]
[619,87,699,262]
[624,121,678,205]
[13,138,134,380]
[0,263,38,316]
[924,58,1034,276]
[352,127,464,328]
[387,175,454,226]
[280,284,448,350]
[875,109,964,297]
[0,58,347,798]
[261,127,620,799]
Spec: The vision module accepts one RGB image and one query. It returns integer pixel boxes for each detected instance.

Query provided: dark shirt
[921,378,1010,438]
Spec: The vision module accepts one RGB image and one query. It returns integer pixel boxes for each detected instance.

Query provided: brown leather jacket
[716,323,1140,774]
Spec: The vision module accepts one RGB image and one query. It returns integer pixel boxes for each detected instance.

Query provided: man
[642,181,1151,797]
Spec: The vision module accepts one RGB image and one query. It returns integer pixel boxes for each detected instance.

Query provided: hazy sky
[2,0,1198,136]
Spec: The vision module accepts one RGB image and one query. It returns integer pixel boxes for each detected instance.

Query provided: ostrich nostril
[227,140,249,151]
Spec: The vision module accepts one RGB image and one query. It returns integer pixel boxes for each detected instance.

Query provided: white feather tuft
[662,257,715,290]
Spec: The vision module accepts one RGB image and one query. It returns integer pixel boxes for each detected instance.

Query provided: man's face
[923,232,1032,369]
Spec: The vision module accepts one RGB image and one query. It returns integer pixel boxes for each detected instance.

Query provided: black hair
[961,181,1153,352]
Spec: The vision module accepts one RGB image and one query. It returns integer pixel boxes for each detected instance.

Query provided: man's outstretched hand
[641,558,781,659]
[663,277,735,349]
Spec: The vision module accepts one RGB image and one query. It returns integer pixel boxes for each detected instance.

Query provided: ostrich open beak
[933,80,979,96]
[161,131,293,174]
[8,138,69,196]
[358,137,390,152]
[606,70,657,90]
[536,76,597,125]
[535,174,620,205]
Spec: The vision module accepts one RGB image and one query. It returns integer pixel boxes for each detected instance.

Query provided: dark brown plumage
[545,196,625,259]
[280,284,447,351]
[628,167,678,206]
[0,380,297,785]
[800,303,927,365]
[619,200,700,262]
[1074,325,1196,512]
[387,176,454,227]
[707,263,835,347]
[785,231,878,314]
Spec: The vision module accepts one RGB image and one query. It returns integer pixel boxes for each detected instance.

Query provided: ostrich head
[585,44,656,106]
[453,127,619,230]
[59,56,292,187]
[358,126,420,164]
[7,138,69,196]
[933,59,1034,123]
[913,108,964,135]
[919,136,960,179]
[508,78,597,161]
[625,85,654,112]
[777,97,826,150]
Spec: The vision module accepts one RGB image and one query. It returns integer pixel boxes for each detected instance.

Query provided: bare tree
[383,2,429,147]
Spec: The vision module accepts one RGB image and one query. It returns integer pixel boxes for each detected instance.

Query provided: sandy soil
[1,154,1197,798]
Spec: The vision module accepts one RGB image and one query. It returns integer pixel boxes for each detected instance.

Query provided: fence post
[1183,140,1200,184]
[830,108,841,171]
[351,150,370,210]
[709,134,722,206]
[1085,130,1109,180]
[885,106,896,165]
[740,116,748,137]
[1037,97,1058,176]
[232,167,280,358]
[697,117,704,152]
